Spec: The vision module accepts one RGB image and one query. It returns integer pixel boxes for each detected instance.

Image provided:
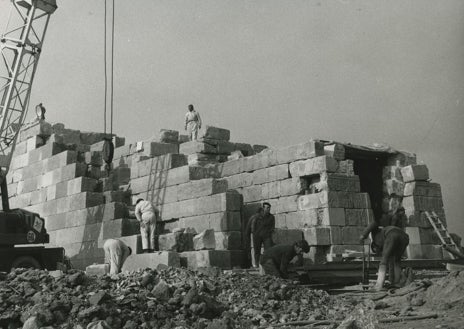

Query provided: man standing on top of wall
[185,104,202,141]
[135,198,157,253]
[252,202,275,265]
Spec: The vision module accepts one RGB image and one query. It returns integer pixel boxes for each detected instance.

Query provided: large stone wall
[7,121,449,270]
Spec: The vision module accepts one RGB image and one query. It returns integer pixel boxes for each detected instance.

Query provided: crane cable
[102,0,115,169]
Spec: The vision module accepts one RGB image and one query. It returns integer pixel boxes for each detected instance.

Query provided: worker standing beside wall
[135,198,157,253]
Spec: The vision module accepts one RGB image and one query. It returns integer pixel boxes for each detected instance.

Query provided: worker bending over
[184,104,202,141]
[244,207,264,267]
[260,239,310,279]
[135,198,157,253]
[103,239,132,274]
[360,222,409,291]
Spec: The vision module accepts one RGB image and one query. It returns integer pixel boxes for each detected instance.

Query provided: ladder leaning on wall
[424,211,460,259]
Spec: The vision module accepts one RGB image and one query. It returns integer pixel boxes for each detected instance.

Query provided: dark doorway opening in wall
[344,146,389,220]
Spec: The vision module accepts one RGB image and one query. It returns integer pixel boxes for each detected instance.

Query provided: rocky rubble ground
[1,267,463,329]
[0,267,354,329]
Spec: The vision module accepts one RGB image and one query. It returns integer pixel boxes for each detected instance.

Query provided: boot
[374,264,387,291]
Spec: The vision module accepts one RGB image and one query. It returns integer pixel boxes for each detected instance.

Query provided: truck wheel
[11,256,41,269]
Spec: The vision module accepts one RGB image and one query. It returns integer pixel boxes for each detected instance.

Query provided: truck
[0,0,66,271]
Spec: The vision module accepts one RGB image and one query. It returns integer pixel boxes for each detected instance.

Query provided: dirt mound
[425,271,464,310]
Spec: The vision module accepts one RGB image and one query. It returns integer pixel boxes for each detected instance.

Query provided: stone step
[121,252,180,272]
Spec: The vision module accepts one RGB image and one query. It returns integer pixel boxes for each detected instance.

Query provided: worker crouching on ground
[135,198,157,253]
[103,239,132,274]
[359,222,409,291]
[260,239,310,279]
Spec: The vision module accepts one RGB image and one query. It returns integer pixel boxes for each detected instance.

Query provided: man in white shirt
[103,239,132,274]
[184,104,202,141]
[135,198,157,253]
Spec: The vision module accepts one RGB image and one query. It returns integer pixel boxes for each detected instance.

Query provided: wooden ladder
[424,211,459,259]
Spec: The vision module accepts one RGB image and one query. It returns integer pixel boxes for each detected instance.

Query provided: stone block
[275,141,324,164]
[56,192,104,215]
[253,145,268,153]
[100,218,139,240]
[382,166,403,180]
[179,141,217,154]
[225,172,253,189]
[177,178,228,201]
[341,226,365,244]
[406,244,442,259]
[233,143,254,156]
[329,227,342,244]
[403,182,442,197]
[289,156,338,177]
[240,185,263,202]
[203,139,236,154]
[90,137,125,152]
[30,189,47,205]
[103,191,131,204]
[131,154,187,178]
[193,229,216,250]
[405,227,440,245]
[400,164,429,182]
[179,250,233,269]
[122,252,181,272]
[113,144,131,160]
[345,208,374,226]
[323,174,360,192]
[402,195,444,212]
[243,149,279,172]
[278,178,307,196]
[323,143,345,160]
[252,164,289,185]
[336,160,354,176]
[159,129,179,143]
[200,126,230,141]
[28,142,66,164]
[179,211,241,232]
[19,121,52,142]
[387,152,417,166]
[272,229,303,245]
[187,153,228,166]
[26,135,45,152]
[215,158,244,177]
[44,150,79,174]
[298,191,352,210]
[214,231,242,250]
[86,264,110,276]
[9,193,32,208]
[17,176,40,194]
[302,227,331,245]
[273,195,299,214]
[352,193,371,209]
[14,140,27,155]
[160,192,242,221]
[384,179,404,196]
[84,151,103,166]
[10,153,29,170]
[159,232,194,252]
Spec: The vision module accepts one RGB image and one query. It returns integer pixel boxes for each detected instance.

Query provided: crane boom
[0,0,57,210]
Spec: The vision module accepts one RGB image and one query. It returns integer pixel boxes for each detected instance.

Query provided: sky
[1,0,463,237]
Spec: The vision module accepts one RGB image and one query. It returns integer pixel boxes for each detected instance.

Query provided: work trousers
[187,121,200,141]
[103,239,130,274]
[140,212,156,251]
[260,259,281,278]
[380,230,409,266]
[252,234,273,266]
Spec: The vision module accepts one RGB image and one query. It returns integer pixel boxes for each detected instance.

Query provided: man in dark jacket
[260,239,310,279]
[244,207,264,267]
[390,207,407,229]
[252,202,275,265]
[360,222,409,291]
